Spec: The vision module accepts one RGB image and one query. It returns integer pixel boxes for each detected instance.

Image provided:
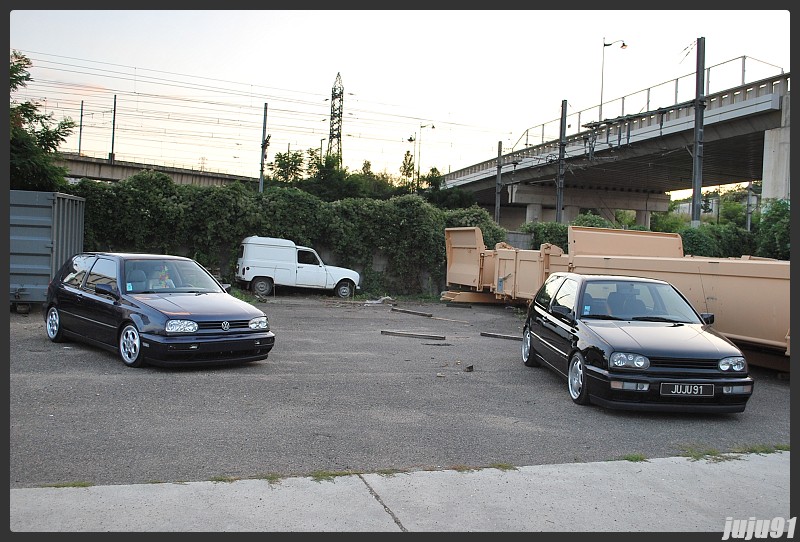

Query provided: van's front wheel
[251,277,274,297]
[335,280,355,298]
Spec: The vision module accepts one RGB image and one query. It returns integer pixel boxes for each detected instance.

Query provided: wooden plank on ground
[391,307,433,317]
[480,332,522,341]
[381,330,445,340]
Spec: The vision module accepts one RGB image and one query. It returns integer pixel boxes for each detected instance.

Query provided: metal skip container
[10,190,85,312]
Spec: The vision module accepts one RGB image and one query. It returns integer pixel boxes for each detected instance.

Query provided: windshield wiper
[631,316,687,323]
[581,314,623,320]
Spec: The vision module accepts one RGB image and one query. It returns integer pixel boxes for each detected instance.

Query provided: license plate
[660,383,714,397]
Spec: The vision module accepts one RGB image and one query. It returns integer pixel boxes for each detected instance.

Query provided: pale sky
[9,9,791,190]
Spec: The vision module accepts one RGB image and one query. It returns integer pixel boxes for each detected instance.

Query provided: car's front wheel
[568,352,590,405]
[45,306,65,342]
[119,323,145,368]
[251,277,274,297]
[335,280,354,298]
[522,323,540,367]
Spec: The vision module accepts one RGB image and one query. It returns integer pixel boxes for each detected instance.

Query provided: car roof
[552,272,669,285]
[84,252,191,261]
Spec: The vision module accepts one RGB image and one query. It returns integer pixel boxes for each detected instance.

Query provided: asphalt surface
[7,293,794,533]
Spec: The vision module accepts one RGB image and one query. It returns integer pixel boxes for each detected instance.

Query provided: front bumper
[138,330,275,367]
[585,367,753,413]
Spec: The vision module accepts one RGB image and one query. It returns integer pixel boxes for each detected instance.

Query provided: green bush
[754,199,790,260]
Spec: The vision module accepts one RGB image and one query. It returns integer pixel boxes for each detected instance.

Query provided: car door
[54,254,97,332]
[295,249,327,289]
[73,256,123,347]
[534,277,578,375]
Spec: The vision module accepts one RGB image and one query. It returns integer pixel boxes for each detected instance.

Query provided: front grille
[649,357,719,370]
[197,320,251,331]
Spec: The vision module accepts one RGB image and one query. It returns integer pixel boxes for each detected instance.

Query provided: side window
[62,255,96,287]
[534,275,565,310]
[551,279,578,318]
[85,258,118,294]
[297,250,319,265]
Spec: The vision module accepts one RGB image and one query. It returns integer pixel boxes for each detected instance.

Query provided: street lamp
[600,37,627,121]
[416,123,434,191]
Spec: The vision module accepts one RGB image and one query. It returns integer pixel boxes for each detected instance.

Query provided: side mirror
[222,283,232,293]
[96,283,120,300]
[701,313,715,325]
[552,305,574,322]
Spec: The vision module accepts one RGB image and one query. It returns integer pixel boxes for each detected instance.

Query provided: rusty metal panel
[514,249,547,299]
[569,226,684,257]
[445,227,486,288]
[494,249,518,297]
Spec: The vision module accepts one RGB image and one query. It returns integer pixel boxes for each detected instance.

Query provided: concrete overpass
[56,154,260,189]
[443,72,790,230]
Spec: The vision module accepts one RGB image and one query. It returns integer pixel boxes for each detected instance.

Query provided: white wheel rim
[120,326,140,364]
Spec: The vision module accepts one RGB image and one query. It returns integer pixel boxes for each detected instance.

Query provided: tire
[251,277,274,297]
[568,352,591,405]
[119,323,145,368]
[522,323,540,367]
[45,306,65,343]
[334,280,354,298]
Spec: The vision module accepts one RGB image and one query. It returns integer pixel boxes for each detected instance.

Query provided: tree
[399,151,415,191]
[10,50,76,191]
[268,149,305,183]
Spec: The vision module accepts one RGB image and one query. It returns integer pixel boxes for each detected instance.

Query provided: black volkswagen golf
[522,272,753,413]
[44,252,275,368]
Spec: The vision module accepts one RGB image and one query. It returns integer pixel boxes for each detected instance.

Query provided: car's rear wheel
[45,306,65,343]
[251,277,273,297]
[568,352,590,405]
[335,280,354,298]
[522,323,540,367]
[119,323,145,368]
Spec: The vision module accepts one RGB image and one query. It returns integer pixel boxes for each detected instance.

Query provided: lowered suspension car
[521,272,753,413]
[44,252,275,368]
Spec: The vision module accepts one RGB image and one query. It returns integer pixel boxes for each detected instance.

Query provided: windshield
[123,258,224,294]
[580,279,702,324]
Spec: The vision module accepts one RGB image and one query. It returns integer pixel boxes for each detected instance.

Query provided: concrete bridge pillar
[525,203,543,223]
[761,94,790,201]
[563,205,581,223]
[635,210,651,229]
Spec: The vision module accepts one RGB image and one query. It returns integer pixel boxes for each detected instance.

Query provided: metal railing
[443,56,789,184]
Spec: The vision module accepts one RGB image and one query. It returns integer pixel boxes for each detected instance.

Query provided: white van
[234,236,361,298]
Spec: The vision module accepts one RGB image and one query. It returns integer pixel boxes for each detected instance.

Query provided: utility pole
[691,37,706,228]
[258,103,269,193]
[555,99,567,224]
[78,100,84,155]
[494,141,502,223]
[109,94,116,163]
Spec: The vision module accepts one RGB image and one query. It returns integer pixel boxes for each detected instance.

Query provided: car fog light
[723,385,752,394]
[610,381,649,391]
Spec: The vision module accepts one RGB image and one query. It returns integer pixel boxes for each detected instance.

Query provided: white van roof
[241,236,296,248]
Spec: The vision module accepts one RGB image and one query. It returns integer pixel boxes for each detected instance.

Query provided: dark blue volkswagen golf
[44,252,275,368]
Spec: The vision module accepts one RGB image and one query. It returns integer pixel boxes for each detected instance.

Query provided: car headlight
[610,352,650,369]
[719,356,747,372]
[166,319,198,333]
[249,316,269,331]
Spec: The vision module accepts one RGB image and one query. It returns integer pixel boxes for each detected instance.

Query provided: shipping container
[10,190,85,312]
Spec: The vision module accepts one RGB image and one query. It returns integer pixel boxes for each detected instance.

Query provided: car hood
[133,292,264,319]
[325,265,359,280]
[584,321,742,358]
